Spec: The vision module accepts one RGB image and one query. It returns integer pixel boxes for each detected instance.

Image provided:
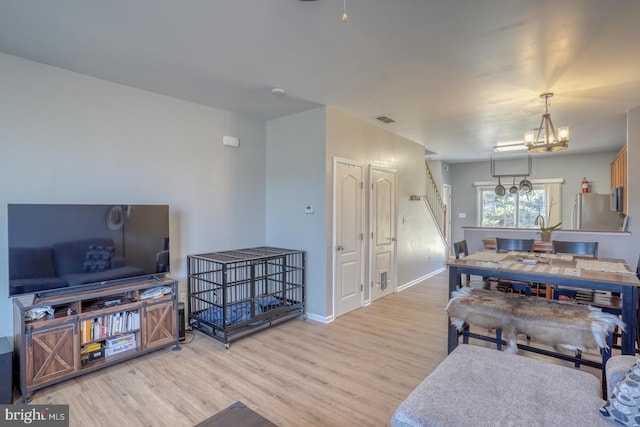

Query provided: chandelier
[524,93,569,153]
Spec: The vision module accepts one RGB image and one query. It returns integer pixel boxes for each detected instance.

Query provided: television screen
[8,204,170,297]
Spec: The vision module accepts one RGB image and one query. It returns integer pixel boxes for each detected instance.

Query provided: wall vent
[376,115,396,124]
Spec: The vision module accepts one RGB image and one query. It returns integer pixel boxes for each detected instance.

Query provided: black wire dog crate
[187,247,305,348]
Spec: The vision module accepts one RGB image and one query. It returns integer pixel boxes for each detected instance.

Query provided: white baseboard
[306,267,446,322]
[305,312,334,324]
[397,267,446,292]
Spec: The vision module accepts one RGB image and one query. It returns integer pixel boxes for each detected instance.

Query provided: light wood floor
[26,270,604,426]
[28,271,448,427]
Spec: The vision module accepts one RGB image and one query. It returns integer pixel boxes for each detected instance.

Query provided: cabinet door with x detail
[26,324,75,387]
[141,301,175,350]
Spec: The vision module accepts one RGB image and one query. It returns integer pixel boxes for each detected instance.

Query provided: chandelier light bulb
[342,0,348,22]
[558,126,569,142]
[524,131,535,143]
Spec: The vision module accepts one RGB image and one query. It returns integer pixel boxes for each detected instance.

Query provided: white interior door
[370,166,396,302]
[334,159,364,317]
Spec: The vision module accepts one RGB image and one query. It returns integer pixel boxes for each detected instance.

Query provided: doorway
[333,158,365,318]
[369,165,397,302]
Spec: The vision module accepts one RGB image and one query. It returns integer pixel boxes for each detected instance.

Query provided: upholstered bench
[391,344,635,427]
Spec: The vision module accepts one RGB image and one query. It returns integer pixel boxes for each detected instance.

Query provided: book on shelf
[92,319,100,340]
[105,340,136,357]
[81,319,91,344]
[80,311,141,343]
[81,347,105,364]
[81,342,103,354]
[106,333,136,348]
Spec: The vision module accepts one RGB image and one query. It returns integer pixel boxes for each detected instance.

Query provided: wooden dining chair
[552,240,598,257]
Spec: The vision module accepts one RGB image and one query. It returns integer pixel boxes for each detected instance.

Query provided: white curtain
[545,183,562,227]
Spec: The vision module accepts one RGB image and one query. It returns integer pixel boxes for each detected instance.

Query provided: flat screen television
[8,204,170,297]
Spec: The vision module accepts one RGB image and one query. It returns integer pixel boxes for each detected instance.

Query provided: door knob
[336,245,345,251]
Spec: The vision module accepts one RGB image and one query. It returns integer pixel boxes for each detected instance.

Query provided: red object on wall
[581,177,589,193]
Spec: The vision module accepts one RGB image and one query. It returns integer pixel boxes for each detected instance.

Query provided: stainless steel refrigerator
[572,193,622,230]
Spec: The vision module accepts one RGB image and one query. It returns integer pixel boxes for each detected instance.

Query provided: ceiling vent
[376,115,396,124]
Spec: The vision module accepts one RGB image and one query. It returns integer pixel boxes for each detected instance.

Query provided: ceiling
[1,0,639,163]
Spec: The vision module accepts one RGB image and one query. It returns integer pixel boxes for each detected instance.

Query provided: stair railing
[424,160,447,242]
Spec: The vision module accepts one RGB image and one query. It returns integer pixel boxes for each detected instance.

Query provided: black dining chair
[453,239,470,259]
[452,240,486,289]
[452,240,471,288]
[552,240,598,257]
[453,239,501,349]
[496,238,535,253]
[495,238,537,296]
[552,241,600,317]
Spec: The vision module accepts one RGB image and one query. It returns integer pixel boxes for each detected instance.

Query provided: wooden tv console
[13,276,180,403]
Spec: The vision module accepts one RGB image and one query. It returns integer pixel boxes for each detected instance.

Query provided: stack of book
[80,342,104,365]
[105,333,137,357]
[80,311,141,344]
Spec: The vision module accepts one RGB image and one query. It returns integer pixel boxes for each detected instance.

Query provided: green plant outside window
[479,186,546,228]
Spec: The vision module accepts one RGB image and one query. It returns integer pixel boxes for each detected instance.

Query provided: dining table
[447,251,640,356]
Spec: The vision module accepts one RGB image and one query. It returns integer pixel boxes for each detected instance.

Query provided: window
[475,179,563,229]
[478,185,546,228]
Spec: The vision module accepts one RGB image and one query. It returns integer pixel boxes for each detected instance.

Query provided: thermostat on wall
[222,135,240,148]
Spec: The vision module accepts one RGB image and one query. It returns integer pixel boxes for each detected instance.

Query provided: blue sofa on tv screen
[9,238,144,295]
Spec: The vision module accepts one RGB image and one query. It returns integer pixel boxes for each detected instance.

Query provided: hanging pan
[509,177,519,194]
[495,177,505,196]
[519,177,533,193]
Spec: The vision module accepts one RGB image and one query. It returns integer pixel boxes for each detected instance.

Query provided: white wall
[428,160,452,188]
[325,108,446,302]
[0,53,267,337]
[266,107,446,321]
[0,53,446,335]
[266,108,328,319]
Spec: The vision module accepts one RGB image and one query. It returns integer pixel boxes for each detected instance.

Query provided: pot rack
[490,155,532,179]
[491,155,533,195]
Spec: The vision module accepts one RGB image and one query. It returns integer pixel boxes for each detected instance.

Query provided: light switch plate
[304,204,314,214]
